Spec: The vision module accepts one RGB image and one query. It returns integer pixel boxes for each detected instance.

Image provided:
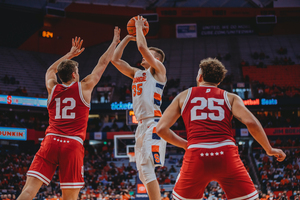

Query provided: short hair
[57,60,78,83]
[199,58,227,84]
[149,47,165,63]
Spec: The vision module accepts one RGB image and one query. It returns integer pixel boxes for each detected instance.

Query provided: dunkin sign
[0,127,27,141]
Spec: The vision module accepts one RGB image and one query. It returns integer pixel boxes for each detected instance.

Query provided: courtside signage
[176,23,197,38]
[135,172,149,200]
[0,127,27,141]
[94,132,102,140]
[0,95,47,107]
[243,98,277,106]
[111,102,133,110]
[261,98,277,105]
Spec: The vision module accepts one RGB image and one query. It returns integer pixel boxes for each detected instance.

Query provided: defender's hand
[113,26,121,44]
[69,36,85,58]
[267,148,286,162]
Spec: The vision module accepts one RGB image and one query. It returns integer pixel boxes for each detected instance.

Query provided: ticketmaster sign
[111,102,133,110]
[0,127,27,141]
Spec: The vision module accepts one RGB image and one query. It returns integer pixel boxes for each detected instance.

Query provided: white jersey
[132,68,166,121]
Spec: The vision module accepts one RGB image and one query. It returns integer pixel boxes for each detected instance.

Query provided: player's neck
[198,82,218,87]
[143,65,150,70]
[62,80,75,86]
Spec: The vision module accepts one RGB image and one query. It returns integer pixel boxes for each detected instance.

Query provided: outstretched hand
[126,35,136,41]
[69,36,85,58]
[267,148,286,162]
[113,26,121,44]
[133,15,149,30]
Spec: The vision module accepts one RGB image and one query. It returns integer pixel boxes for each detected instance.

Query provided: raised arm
[134,16,166,77]
[111,34,138,79]
[81,27,120,101]
[45,37,85,94]
[229,93,286,161]
[156,90,188,150]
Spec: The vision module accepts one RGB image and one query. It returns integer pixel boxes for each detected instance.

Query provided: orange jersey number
[154,153,160,163]
[132,83,143,97]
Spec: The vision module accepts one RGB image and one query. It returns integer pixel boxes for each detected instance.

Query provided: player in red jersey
[17,27,120,200]
[156,58,286,200]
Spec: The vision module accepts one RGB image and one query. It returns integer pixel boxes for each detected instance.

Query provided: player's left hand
[267,148,286,162]
[113,26,121,44]
[69,36,85,58]
[134,15,148,30]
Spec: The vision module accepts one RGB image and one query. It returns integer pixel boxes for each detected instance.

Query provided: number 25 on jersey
[191,97,225,121]
[132,83,143,97]
[55,97,76,119]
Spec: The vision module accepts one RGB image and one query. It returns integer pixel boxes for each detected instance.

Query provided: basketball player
[156,58,286,200]
[111,16,175,200]
[17,27,120,200]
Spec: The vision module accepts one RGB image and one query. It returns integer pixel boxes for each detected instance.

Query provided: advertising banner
[135,172,149,200]
[200,24,254,36]
[0,127,27,141]
[264,127,300,136]
[0,95,47,108]
[176,24,197,38]
[94,132,102,140]
[237,127,300,137]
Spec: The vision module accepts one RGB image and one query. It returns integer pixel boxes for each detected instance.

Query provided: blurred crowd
[0,142,138,200]
[253,138,300,195]
[252,82,300,99]
[240,47,296,68]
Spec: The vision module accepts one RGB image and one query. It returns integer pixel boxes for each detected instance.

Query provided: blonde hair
[149,47,165,63]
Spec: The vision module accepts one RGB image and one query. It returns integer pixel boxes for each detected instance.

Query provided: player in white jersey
[111,16,167,200]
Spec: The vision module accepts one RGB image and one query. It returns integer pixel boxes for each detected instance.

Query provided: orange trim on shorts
[152,145,159,152]
[153,127,157,133]
[154,110,162,117]
[154,93,162,101]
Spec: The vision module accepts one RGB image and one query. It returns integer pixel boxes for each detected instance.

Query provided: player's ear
[199,74,204,82]
[72,72,76,79]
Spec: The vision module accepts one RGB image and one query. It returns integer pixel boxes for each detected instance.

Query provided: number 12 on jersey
[55,97,76,119]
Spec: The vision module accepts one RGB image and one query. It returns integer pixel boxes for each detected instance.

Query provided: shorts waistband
[46,133,83,145]
[187,139,235,149]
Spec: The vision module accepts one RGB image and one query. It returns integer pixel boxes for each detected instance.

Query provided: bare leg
[62,188,81,200]
[146,179,161,200]
[17,176,43,200]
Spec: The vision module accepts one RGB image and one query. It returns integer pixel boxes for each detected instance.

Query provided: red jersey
[46,82,89,141]
[181,86,234,146]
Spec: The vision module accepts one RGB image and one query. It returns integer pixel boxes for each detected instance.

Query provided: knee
[62,189,81,200]
[140,165,156,184]
[139,171,145,184]
[21,187,37,199]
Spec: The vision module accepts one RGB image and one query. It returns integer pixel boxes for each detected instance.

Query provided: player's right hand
[69,36,85,58]
[267,148,286,162]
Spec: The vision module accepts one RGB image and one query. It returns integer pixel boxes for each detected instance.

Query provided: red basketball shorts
[27,133,85,189]
[173,140,258,200]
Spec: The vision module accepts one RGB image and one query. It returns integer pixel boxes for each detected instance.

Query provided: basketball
[127,16,149,36]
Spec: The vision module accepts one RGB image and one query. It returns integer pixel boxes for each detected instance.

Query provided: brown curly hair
[199,58,227,84]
